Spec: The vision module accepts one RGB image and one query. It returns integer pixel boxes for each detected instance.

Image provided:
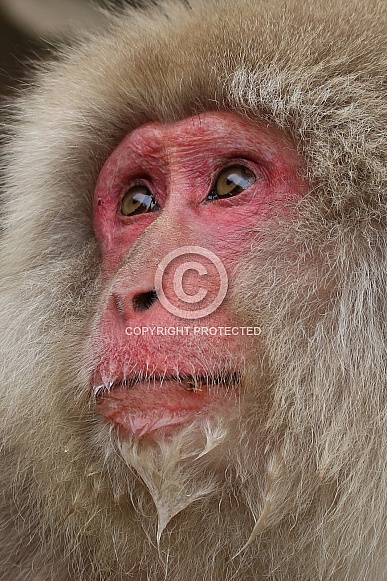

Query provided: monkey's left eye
[208,165,256,201]
[120,185,159,216]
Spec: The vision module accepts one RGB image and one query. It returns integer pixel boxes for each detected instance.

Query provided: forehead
[115,111,299,163]
[128,111,257,140]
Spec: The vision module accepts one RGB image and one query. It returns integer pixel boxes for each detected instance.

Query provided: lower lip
[95,380,237,437]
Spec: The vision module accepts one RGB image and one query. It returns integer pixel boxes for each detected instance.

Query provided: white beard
[118,417,230,542]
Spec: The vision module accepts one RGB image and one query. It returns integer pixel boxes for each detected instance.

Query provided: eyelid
[213,158,262,184]
[119,178,154,199]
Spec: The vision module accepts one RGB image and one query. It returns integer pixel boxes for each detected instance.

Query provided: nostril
[132,290,158,312]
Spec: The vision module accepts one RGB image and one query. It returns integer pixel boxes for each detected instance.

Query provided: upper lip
[92,371,241,398]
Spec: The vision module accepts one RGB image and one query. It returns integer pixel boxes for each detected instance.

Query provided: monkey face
[89,111,304,439]
[76,111,306,538]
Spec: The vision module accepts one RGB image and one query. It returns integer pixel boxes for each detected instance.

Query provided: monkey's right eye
[120,185,159,216]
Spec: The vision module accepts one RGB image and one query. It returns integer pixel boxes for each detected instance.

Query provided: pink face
[91,111,305,437]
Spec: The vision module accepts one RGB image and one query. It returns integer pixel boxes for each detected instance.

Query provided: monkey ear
[0,0,110,39]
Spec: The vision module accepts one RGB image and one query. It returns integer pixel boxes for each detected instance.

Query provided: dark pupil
[209,165,256,200]
[121,186,157,216]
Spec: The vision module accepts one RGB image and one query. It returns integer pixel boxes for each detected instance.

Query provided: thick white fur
[0,0,386,579]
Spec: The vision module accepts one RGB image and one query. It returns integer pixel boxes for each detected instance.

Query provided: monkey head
[0,1,385,580]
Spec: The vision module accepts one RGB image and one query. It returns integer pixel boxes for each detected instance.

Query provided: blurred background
[0,0,128,101]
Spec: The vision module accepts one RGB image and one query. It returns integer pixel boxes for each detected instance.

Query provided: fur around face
[0,0,386,579]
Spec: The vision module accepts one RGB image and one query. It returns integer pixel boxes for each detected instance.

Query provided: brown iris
[120,185,159,216]
[208,165,256,201]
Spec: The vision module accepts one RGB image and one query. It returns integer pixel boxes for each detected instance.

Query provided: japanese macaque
[0,0,386,580]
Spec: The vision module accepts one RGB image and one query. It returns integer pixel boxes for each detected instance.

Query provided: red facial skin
[92,111,305,437]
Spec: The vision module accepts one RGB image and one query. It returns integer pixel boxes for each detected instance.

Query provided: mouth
[94,372,241,437]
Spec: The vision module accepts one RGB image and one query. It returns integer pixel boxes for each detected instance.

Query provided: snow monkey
[0,0,386,579]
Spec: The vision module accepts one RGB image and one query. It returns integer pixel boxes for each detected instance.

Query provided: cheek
[196,182,302,273]
[94,175,158,274]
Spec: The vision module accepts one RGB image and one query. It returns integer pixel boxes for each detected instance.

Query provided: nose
[132,290,158,312]
[107,213,198,323]
[112,287,158,318]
